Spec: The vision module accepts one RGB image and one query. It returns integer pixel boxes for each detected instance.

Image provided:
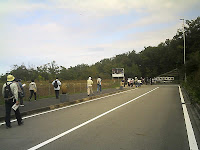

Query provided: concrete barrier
[60,94,69,103]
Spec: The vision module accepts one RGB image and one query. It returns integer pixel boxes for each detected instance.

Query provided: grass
[0,79,120,105]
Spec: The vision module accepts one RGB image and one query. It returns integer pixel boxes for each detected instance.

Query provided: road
[0,85,199,150]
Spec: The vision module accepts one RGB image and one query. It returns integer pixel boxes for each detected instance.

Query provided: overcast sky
[0,0,200,75]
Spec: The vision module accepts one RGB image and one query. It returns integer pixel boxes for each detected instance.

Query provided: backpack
[4,83,14,99]
[54,80,58,88]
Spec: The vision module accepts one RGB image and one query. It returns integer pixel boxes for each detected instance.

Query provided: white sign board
[112,68,124,78]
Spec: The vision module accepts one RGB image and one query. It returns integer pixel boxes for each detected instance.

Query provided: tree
[10,64,30,81]
[47,61,60,80]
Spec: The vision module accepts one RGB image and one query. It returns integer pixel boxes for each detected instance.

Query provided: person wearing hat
[87,76,94,96]
[2,75,23,129]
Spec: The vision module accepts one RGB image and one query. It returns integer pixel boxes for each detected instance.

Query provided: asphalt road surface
[0,85,199,150]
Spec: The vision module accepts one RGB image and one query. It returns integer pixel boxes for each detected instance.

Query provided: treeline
[1,17,200,102]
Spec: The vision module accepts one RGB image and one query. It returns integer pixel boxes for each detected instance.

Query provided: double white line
[28,87,159,150]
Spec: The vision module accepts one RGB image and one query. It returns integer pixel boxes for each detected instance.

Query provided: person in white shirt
[29,79,37,101]
[52,77,62,99]
[87,76,93,96]
[97,77,102,93]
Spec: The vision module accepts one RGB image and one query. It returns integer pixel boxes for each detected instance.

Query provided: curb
[0,88,129,122]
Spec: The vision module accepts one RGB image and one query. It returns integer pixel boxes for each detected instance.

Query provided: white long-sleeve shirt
[97,78,102,85]
[29,82,37,91]
[52,79,61,90]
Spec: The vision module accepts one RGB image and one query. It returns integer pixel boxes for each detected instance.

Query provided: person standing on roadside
[87,76,93,96]
[52,77,62,99]
[2,75,23,129]
[97,77,102,93]
[29,79,37,101]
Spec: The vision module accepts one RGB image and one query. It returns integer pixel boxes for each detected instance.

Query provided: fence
[0,79,119,104]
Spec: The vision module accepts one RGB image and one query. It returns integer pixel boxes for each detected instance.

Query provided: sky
[0,0,200,75]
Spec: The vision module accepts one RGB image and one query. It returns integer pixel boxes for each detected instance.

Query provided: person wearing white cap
[2,74,23,129]
[87,76,94,96]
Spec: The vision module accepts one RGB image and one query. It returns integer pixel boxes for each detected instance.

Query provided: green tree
[10,64,30,81]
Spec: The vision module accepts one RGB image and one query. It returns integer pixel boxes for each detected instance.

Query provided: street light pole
[180,18,186,82]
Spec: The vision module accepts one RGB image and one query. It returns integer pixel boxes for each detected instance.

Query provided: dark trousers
[19,97,24,105]
[18,93,24,105]
[5,99,22,127]
[55,90,59,99]
[29,90,36,100]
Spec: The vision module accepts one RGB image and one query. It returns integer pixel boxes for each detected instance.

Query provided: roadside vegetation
[0,17,199,104]
[0,79,119,105]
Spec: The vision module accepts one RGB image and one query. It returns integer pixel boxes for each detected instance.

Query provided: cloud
[94,21,181,52]
[0,0,46,16]
[1,0,199,17]
[0,0,199,74]
[51,0,200,16]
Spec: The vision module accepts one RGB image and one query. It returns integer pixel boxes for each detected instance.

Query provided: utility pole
[180,18,186,82]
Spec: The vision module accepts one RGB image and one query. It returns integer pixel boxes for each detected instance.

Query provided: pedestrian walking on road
[135,77,138,88]
[2,75,23,129]
[138,79,142,87]
[87,76,93,96]
[150,77,153,85]
[52,77,62,99]
[130,79,134,87]
[29,79,37,101]
[16,79,25,106]
[97,77,102,93]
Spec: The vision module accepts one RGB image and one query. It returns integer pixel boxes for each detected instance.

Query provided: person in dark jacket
[16,79,25,106]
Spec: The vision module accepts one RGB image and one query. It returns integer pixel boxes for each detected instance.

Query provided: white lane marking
[0,88,139,126]
[27,87,159,150]
[178,86,199,150]
[179,86,185,104]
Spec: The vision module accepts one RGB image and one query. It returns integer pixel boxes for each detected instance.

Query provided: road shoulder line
[178,86,199,150]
